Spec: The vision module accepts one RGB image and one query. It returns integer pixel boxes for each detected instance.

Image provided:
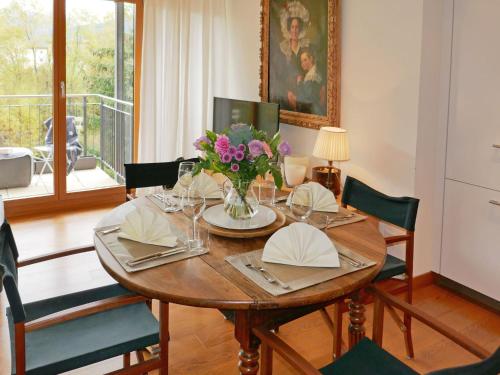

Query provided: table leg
[235,311,262,375]
[159,302,169,375]
[348,291,366,348]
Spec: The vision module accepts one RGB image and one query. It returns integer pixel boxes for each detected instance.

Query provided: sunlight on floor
[1,167,120,199]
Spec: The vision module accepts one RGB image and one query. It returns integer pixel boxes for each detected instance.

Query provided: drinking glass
[178,161,195,195]
[255,180,276,206]
[181,183,207,252]
[290,185,313,222]
[161,185,180,212]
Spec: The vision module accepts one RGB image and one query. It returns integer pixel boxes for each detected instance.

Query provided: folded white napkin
[287,182,339,213]
[118,206,177,247]
[172,172,222,199]
[262,222,340,267]
[0,195,4,223]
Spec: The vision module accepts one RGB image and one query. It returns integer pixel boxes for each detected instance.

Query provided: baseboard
[433,273,499,314]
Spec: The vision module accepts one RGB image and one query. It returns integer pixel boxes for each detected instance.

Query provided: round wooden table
[94,197,386,374]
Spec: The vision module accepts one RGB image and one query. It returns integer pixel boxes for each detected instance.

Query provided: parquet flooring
[1,206,499,374]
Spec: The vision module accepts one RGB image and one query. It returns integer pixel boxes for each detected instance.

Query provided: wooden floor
[1,205,499,374]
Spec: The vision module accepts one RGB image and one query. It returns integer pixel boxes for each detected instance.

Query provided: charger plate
[200,205,286,238]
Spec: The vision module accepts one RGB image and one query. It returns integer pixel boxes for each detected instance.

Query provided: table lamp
[312,127,350,197]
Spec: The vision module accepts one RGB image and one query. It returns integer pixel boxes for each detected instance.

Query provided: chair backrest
[44,116,79,145]
[428,346,500,375]
[341,176,419,231]
[124,157,199,190]
[0,221,26,323]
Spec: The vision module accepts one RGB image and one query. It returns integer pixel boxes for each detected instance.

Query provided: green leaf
[271,169,283,190]
[193,163,203,176]
[206,130,217,142]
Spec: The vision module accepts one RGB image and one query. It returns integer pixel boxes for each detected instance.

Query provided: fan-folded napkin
[262,222,340,267]
[118,206,177,247]
[287,182,339,212]
[172,172,221,198]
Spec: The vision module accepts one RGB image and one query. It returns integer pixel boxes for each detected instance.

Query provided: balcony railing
[0,94,133,183]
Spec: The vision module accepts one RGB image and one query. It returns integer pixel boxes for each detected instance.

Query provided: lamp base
[312,165,341,197]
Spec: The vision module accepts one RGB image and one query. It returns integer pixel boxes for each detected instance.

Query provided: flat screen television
[213,97,280,137]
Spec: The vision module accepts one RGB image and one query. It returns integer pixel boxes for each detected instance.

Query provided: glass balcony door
[65,0,137,194]
[0,0,55,200]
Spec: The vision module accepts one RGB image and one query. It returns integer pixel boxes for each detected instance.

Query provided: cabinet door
[446,0,500,191]
[441,179,500,300]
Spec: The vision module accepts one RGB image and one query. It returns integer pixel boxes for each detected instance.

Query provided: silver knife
[127,246,187,266]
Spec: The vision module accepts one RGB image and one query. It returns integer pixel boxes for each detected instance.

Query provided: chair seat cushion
[320,338,418,375]
[373,254,407,282]
[7,284,159,375]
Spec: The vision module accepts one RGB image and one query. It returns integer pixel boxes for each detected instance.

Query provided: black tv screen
[213,97,279,137]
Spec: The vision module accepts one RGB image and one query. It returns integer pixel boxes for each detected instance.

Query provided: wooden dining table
[94,197,387,374]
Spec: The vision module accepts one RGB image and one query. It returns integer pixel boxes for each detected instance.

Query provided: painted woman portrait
[269,0,327,116]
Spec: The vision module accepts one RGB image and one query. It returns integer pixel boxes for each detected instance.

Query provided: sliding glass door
[0,0,55,200]
[65,0,137,193]
[1,0,142,215]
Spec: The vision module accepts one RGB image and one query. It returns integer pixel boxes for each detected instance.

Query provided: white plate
[202,204,277,230]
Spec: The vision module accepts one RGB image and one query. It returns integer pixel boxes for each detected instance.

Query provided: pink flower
[238,144,246,152]
[228,146,237,156]
[262,142,273,158]
[193,136,210,151]
[235,150,244,161]
[215,135,230,156]
[221,153,232,163]
[278,141,291,156]
[230,163,240,172]
[248,140,263,157]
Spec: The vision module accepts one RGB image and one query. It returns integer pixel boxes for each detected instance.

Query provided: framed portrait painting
[260,0,340,129]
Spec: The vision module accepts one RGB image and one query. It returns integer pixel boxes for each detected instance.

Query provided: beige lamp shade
[312,127,350,162]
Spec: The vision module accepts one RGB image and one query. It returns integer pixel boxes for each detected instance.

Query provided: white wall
[226,0,452,276]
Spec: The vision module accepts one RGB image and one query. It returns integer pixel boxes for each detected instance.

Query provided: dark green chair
[1,220,161,375]
[254,286,499,375]
[124,157,199,200]
[327,176,419,358]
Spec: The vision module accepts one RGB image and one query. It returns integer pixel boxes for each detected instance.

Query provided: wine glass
[181,182,207,252]
[290,185,313,222]
[178,161,195,195]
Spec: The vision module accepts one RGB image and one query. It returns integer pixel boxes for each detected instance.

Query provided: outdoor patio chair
[254,285,499,375]
[0,218,162,375]
[34,116,83,176]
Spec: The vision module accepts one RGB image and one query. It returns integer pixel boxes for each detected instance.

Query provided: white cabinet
[441,180,500,300]
[440,1,500,300]
[445,0,500,192]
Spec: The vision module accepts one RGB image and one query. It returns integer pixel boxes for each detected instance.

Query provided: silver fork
[243,256,290,289]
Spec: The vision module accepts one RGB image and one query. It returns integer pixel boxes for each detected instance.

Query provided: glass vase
[223,180,259,220]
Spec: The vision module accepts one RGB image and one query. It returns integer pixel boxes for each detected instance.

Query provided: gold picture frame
[260,0,341,129]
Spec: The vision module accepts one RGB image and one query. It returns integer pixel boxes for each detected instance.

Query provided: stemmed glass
[178,161,195,195]
[290,184,313,222]
[181,182,207,253]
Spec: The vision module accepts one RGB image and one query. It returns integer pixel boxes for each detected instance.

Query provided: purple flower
[230,163,240,172]
[238,144,246,152]
[193,135,210,151]
[278,141,292,156]
[215,135,231,156]
[221,153,232,163]
[235,150,244,161]
[248,140,263,157]
[228,146,237,156]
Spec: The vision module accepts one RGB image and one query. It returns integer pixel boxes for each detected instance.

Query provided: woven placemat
[95,224,207,273]
[276,205,366,229]
[147,194,222,212]
[225,244,376,296]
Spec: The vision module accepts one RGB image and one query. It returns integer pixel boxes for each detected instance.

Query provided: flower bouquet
[193,124,291,219]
